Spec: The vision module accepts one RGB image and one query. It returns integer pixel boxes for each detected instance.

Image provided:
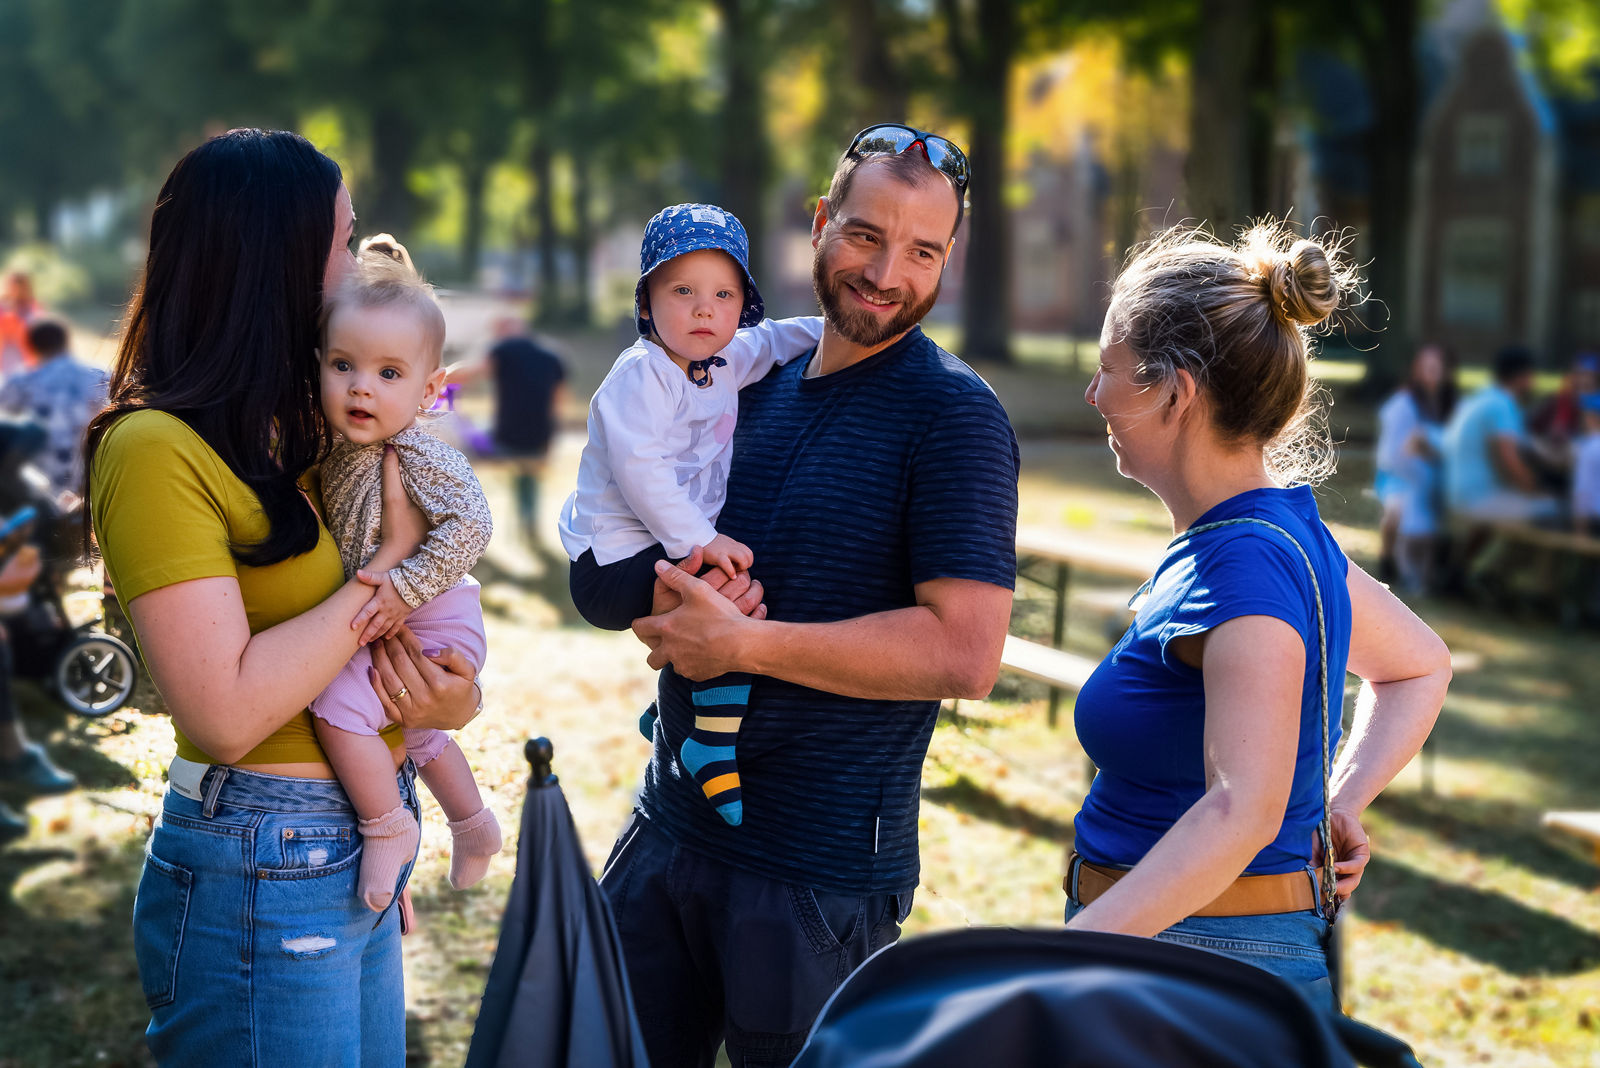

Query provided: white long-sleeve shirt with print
[558,316,824,565]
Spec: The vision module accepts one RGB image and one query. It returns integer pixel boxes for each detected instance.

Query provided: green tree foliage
[0,0,127,239]
[1500,0,1600,92]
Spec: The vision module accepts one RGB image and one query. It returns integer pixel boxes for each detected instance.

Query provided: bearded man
[611,125,1019,1068]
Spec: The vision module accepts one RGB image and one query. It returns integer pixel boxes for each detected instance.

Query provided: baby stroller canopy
[793,927,1420,1068]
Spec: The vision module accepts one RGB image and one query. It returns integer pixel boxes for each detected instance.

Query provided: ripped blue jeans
[133,761,419,1066]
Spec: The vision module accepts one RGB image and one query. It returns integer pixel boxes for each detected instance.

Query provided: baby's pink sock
[357,806,420,912]
[446,806,502,890]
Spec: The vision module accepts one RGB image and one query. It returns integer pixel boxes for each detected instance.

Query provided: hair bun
[1266,240,1338,327]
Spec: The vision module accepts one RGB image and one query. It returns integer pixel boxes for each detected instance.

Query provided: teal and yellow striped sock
[680,673,750,826]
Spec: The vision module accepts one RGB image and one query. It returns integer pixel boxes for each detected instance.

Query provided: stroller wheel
[54,633,138,717]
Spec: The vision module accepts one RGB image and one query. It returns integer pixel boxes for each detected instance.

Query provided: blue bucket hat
[634,203,764,337]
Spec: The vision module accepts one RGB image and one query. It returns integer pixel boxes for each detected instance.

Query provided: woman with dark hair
[1375,343,1457,593]
[86,128,482,1064]
[1064,221,1451,1005]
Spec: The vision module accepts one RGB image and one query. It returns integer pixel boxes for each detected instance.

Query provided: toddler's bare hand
[352,572,410,645]
[702,534,754,578]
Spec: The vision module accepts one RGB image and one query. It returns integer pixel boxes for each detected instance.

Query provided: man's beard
[812,247,941,347]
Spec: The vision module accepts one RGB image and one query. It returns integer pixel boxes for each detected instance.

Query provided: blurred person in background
[1571,393,1600,538]
[1374,343,1456,593]
[0,319,110,504]
[1442,346,1561,585]
[446,315,567,549]
[1571,394,1600,619]
[0,272,42,380]
[1530,350,1599,452]
[1443,345,1558,518]
[0,538,77,843]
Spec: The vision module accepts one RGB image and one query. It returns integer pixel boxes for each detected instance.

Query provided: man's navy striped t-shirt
[637,325,1020,896]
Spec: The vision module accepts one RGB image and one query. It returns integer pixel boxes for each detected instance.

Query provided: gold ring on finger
[389,685,409,702]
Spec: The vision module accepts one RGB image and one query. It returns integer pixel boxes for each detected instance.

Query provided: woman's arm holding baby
[131,449,430,764]
[353,431,493,641]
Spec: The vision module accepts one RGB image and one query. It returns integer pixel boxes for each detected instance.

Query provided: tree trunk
[367,107,420,237]
[1246,7,1281,216]
[521,0,562,321]
[530,133,562,324]
[715,0,771,277]
[570,142,595,326]
[840,0,908,131]
[1358,0,1420,389]
[460,160,488,285]
[957,0,1014,363]
[30,195,53,243]
[1186,0,1260,233]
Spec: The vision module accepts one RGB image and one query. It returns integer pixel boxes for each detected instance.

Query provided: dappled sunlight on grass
[2,323,1596,1065]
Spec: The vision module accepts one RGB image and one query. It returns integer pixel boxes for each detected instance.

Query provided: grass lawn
[3,316,1597,1067]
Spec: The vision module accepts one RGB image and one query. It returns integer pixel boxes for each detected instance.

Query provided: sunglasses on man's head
[845,124,970,194]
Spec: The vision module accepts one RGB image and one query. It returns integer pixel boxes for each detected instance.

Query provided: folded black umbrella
[793,927,1421,1068]
[465,738,650,1068]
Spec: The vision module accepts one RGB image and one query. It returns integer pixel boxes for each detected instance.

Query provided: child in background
[315,239,500,910]
[1572,394,1600,537]
[558,203,821,826]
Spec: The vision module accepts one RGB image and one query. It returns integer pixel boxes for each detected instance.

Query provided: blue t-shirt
[638,326,1020,895]
[1443,384,1524,510]
[1072,486,1351,876]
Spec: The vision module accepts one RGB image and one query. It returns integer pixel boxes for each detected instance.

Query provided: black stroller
[793,926,1422,1068]
[0,419,137,717]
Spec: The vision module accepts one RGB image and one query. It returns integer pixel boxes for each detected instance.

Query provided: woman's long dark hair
[1407,342,1458,425]
[85,129,342,566]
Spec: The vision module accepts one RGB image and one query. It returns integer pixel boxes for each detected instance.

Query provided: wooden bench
[1542,811,1600,871]
[1010,528,1160,726]
[999,634,1098,693]
[1456,520,1600,625]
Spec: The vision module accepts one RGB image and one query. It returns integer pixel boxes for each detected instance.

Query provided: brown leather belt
[1063,851,1319,918]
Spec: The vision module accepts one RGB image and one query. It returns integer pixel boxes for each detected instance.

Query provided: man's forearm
[740,596,1006,701]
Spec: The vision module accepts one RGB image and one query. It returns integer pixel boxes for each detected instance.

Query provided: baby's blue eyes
[672,286,737,299]
[328,359,400,379]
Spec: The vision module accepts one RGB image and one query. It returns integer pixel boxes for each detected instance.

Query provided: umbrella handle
[524,736,557,787]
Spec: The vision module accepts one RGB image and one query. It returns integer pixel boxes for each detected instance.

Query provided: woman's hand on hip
[1313,808,1372,900]
[368,625,481,731]
[367,445,428,572]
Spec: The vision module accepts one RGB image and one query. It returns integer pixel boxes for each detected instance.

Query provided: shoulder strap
[1177,516,1341,921]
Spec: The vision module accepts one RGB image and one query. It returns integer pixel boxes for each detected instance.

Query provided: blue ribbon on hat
[687,355,727,388]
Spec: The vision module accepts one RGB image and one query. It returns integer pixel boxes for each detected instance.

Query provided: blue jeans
[1063,891,1336,1007]
[133,762,420,1066]
[600,812,913,1068]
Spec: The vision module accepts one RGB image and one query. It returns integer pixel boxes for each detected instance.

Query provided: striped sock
[680,673,750,826]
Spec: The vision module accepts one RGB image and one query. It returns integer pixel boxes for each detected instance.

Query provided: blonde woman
[1064,222,1450,1004]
